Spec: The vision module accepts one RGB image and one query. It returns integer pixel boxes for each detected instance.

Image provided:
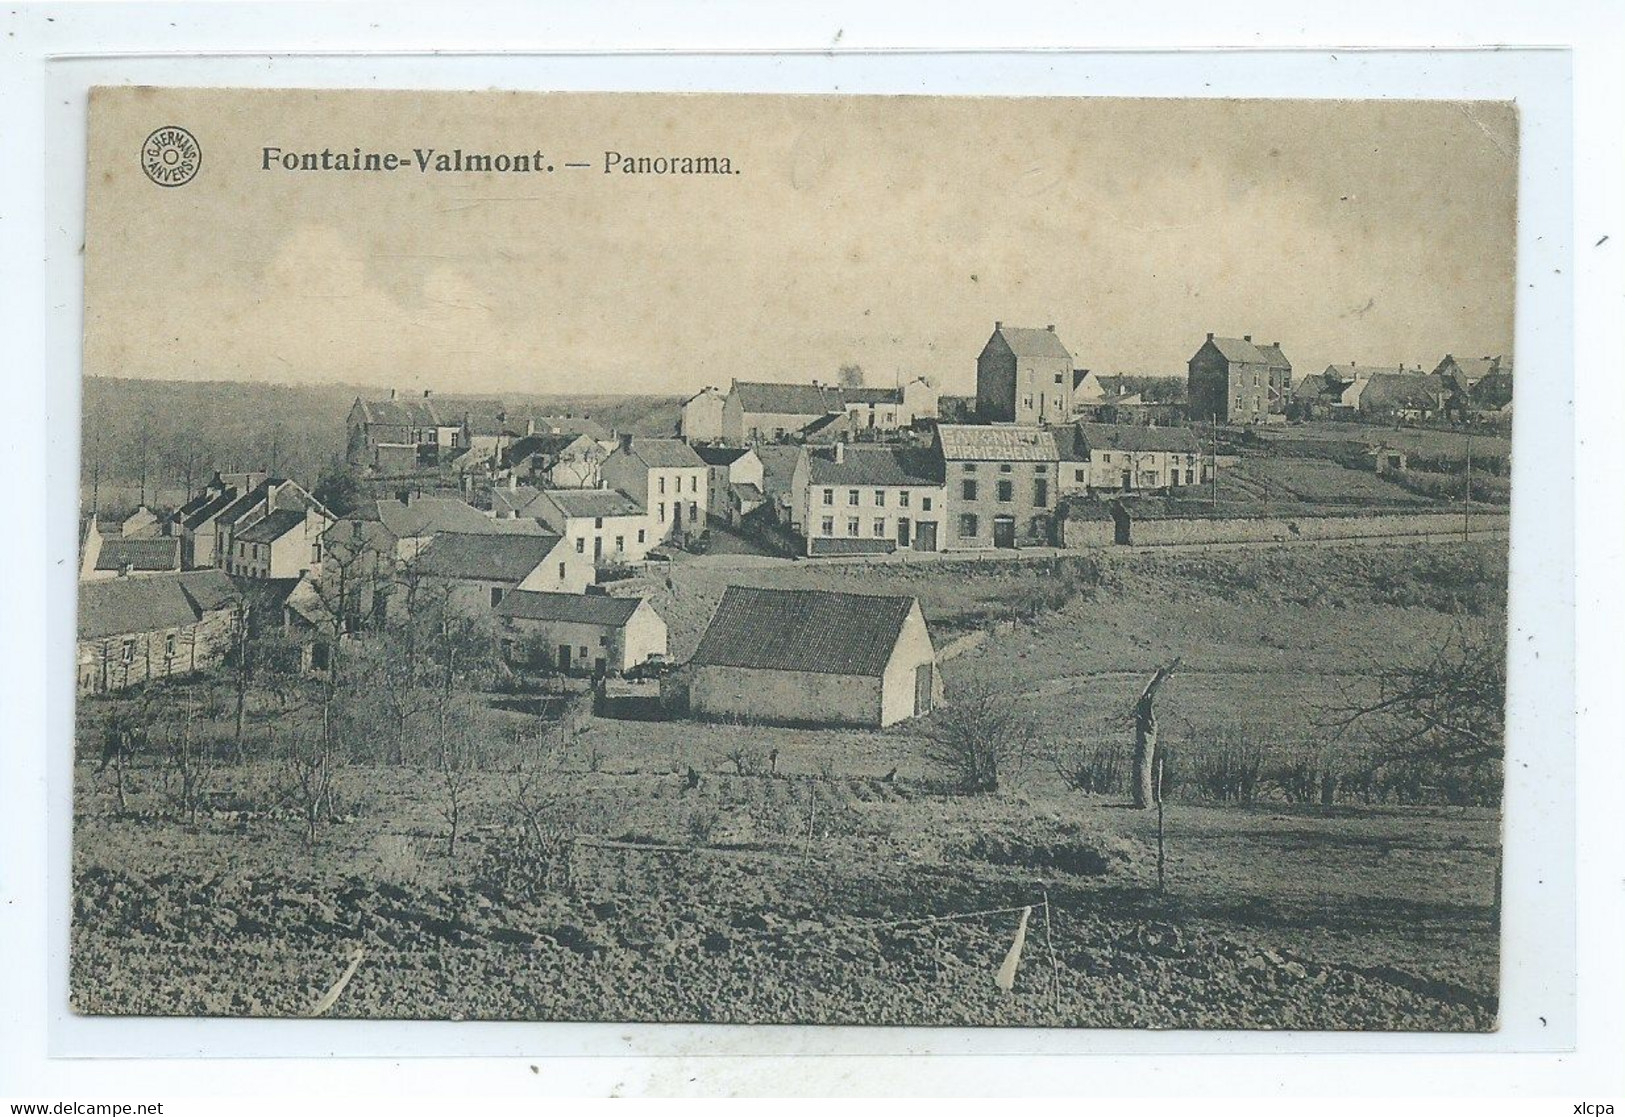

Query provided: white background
[2,0,1621,1105]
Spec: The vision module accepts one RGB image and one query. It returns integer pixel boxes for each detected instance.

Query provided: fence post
[1155,755,1166,895]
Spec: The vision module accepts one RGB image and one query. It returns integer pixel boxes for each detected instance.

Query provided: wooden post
[1463,423,1473,542]
[1155,755,1166,895]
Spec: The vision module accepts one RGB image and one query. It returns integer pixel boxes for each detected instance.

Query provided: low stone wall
[1064,508,1508,549]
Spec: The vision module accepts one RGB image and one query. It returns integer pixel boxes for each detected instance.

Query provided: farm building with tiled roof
[684,586,941,727]
[494,589,668,676]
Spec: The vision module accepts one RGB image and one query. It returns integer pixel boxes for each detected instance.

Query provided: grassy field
[70,539,1506,1029]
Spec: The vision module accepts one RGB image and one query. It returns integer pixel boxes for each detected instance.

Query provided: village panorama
[73,323,1511,1028]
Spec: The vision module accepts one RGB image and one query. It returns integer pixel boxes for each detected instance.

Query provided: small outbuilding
[685,586,941,728]
[493,590,668,676]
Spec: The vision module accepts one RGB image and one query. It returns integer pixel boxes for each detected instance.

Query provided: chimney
[396,489,410,505]
[1243,334,1252,343]
[1206,332,1214,341]
[1046,324,1055,332]
[618,432,634,453]
[994,321,1002,330]
[834,441,846,464]
[1273,341,1281,348]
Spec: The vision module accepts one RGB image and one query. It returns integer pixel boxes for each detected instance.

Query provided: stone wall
[1062,508,1508,549]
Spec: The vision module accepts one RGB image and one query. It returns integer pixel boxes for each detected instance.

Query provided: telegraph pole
[1463,422,1473,542]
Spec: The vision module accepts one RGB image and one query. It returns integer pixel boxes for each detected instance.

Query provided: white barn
[685,586,941,728]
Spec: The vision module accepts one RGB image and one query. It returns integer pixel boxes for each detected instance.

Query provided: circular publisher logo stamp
[142,126,201,187]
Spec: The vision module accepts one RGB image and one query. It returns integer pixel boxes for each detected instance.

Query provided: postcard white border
[3,1,1618,1102]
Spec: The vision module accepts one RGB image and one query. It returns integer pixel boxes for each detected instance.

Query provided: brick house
[975,322,1075,425]
[934,424,1060,550]
[684,586,941,728]
[1188,333,1288,423]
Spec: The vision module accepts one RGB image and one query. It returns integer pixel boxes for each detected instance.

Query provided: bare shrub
[1185,727,1266,804]
[1054,739,1127,795]
[724,744,767,777]
[685,804,721,846]
[921,686,1038,794]
[159,707,215,826]
[480,741,579,897]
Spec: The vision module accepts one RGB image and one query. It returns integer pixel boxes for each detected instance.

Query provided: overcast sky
[85,89,1517,396]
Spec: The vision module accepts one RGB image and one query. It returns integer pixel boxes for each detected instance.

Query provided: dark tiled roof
[1254,343,1292,370]
[730,482,764,502]
[990,325,1072,362]
[78,570,237,641]
[1359,374,1449,410]
[493,590,645,626]
[509,432,593,462]
[366,496,493,539]
[622,438,705,469]
[753,445,805,497]
[1324,364,1409,381]
[235,509,307,544]
[416,531,562,582]
[690,586,921,677]
[1206,336,1269,365]
[806,446,943,487]
[94,537,180,573]
[1073,422,1202,455]
[693,445,750,467]
[178,487,239,530]
[936,424,1060,462]
[356,397,450,427]
[733,381,848,415]
[841,386,904,404]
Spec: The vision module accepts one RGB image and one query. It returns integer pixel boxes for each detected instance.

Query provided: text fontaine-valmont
[261,147,738,175]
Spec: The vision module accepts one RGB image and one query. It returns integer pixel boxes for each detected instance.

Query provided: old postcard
[73,87,1513,1029]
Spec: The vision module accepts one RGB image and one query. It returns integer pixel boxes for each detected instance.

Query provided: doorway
[897,518,911,548]
[914,662,934,716]
[992,515,1016,549]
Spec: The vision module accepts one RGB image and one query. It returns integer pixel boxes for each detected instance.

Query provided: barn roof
[78,570,237,641]
[690,586,922,678]
[93,536,180,573]
[415,531,562,582]
[936,424,1060,462]
[988,325,1072,362]
[493,589,645,626]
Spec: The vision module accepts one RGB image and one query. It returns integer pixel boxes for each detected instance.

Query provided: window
[690,476,698,493]
[164,634,176,658]
[615,535,624,551]
[1075,468,1086,482]
[1022,395,1034,409]
[689,502,697,522]
[999,463,1012,473]
[557,562,566,579]
[599,634,609,646]
[848,489,859,506]
[658,476,666,495]
[962,479,978,501]
[658,503,666,523]
[575,538,585,553]
[1185,470,1195,486]
[921,496,933,512]
[898,490,910,508]
[637,529,646,543]
[311,543,321,563]
[847,517,860,537]
[121,639,135,663]
[821,516,834,535]
[959,513,979,537]
[874,490,885,507]
[873,518,886,537]
[1035,464,1048,474]
[822,488,834,505]
[1054,373,1064,385]
[1102,452,1112,464]
[997,480,1014,503]
[491,587,505,607]
[1034,479,1049,508]
[962,463,976,472]
[579,645,589,661]
[594,517,603,529]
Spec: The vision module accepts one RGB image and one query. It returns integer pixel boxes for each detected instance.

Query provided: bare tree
[922,685,1038,794]
[1320,623,1505,776]
[837,362,865,388]
[1131,660,1181,809]
[434,702,485,859]
[160,705,214,827]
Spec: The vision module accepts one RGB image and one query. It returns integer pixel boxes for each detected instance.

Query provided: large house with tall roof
[1187,333,1291,423]
[683,586,941,728]
[976,322,1075,425]
[600,435,708,544]
[346,391,468,470]
[934,424,1060,550]
[792,443,946,556]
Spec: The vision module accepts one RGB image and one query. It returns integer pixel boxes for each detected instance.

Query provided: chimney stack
[994,321,1003,330]
[618,432,634,454]
[834,441,846,464]
[1046,324,1055,332]
[1206,332,1214,341]
[1243,334,1252,343]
